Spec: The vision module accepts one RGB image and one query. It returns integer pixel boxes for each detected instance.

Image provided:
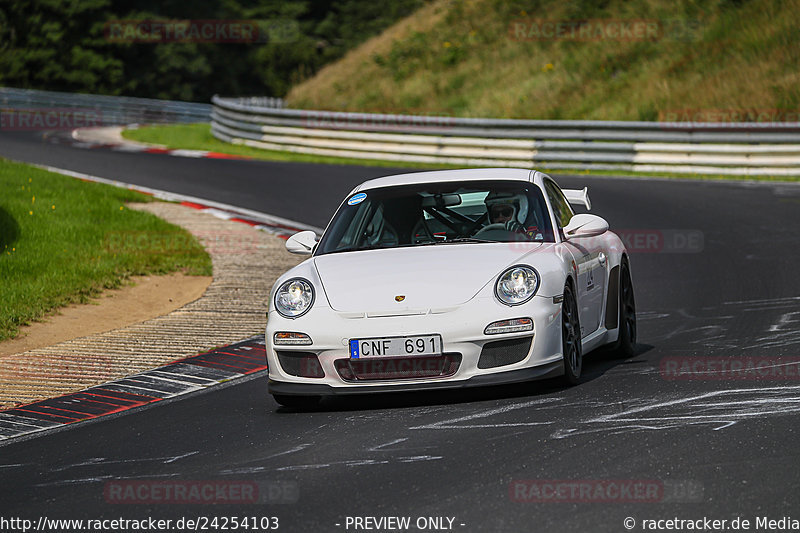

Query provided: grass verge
[123,123,800,183]
[0,159,212,342]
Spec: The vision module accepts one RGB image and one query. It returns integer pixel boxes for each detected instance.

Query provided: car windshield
[316,180,555,255]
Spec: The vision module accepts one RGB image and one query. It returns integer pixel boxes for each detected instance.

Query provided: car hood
[313,243,545,313]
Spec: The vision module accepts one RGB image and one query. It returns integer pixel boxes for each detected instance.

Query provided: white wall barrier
[211,95,800,176]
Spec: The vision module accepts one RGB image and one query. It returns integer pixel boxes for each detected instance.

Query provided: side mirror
[286,230,318,255]
[564,214,608,239]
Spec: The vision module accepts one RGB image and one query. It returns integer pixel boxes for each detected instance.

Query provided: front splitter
[268,360,564,396]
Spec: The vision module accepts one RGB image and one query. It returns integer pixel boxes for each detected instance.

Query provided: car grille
[276,351,325,378]
[477,336,533,369]
[334,354,461,382]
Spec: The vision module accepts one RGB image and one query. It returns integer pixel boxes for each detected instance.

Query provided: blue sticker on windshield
[348,193,367,206]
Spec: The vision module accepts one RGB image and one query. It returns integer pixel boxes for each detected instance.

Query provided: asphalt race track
[2,130,800,532]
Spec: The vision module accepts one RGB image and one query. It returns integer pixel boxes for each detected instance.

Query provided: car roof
[353,168,540,192]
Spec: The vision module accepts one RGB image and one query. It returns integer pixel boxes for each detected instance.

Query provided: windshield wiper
[417,237,497,245]
[326,244,393,254]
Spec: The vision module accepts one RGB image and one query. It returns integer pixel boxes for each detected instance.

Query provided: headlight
[495,265,539,306]
[274,278,315,318]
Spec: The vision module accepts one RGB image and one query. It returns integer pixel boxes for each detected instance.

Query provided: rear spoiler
[562,187,591,211]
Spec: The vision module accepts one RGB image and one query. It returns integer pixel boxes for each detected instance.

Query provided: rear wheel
[561,283,582,385]
[273,394,321,409]
[611,259,637,358]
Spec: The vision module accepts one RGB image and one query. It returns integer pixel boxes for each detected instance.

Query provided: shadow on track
[274,343,654,413]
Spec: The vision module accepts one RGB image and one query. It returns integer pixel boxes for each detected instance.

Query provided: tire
[273,394,321,409]
[561,282,583,385]
[611,259,637,358]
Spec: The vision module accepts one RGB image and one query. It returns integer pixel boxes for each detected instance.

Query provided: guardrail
[211,95,800,176]
[1,87,213,125]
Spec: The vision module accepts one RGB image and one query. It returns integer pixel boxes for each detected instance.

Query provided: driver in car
[484,191,527,233]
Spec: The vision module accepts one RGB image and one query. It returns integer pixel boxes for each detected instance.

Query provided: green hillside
[286,0,800,120]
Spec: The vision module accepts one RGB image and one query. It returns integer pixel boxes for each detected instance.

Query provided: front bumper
[266,293,565,395]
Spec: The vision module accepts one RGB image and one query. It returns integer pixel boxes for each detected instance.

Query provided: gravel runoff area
[0,202,304,410]
[72,125,154,147]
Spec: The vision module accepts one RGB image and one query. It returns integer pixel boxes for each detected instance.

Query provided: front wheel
[561,283,582,385]
[273,394,321,409]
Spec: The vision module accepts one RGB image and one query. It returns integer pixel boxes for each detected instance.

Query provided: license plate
[349,335,442,358]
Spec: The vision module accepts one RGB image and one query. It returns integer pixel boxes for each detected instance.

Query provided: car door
[570,230,607,336]
[544,180,606,337]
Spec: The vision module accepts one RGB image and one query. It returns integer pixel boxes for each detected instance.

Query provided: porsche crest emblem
[394,295,406,302]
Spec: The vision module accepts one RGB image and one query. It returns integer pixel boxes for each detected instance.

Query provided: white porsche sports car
[266,168,636,407]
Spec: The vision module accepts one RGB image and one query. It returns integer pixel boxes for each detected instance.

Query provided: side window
[544,180,574,228]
